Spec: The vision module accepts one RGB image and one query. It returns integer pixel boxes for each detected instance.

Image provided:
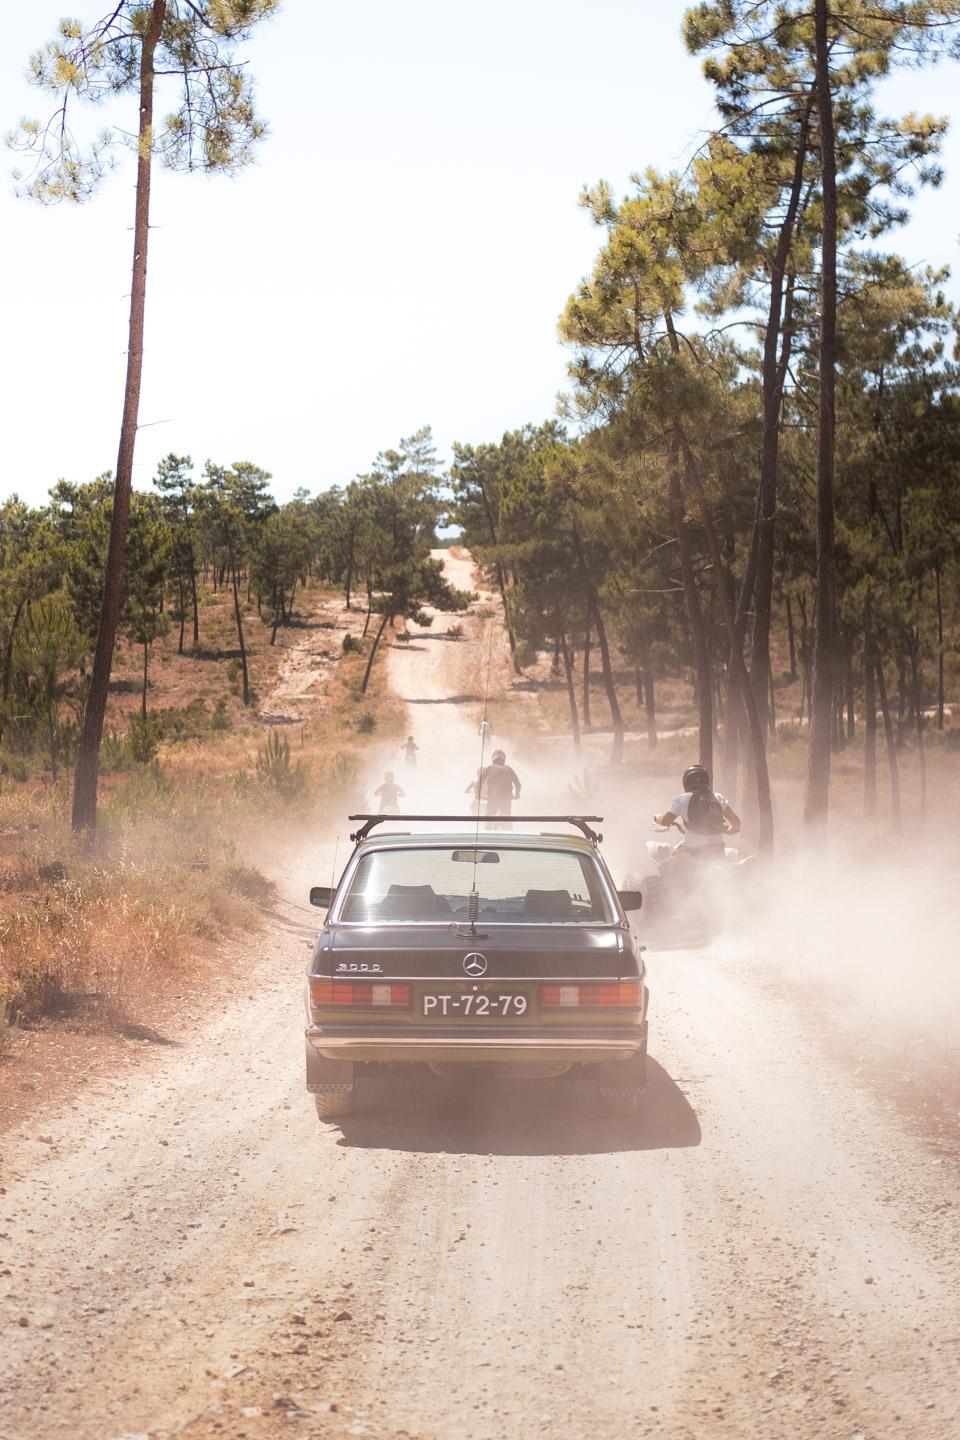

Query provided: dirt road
[2,554,959,1440]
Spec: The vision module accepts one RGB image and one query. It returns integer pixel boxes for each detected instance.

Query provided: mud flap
[305,1042,354,1096]
[596,1026,648,1114]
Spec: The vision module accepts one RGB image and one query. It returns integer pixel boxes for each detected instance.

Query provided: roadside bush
[355,710,376,734]
[446,623,464,640]
[342,633,362,654]
[320,749,359,799]
[223,863,275,905]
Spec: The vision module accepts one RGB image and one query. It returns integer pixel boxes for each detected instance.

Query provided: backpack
[686,788,724,836]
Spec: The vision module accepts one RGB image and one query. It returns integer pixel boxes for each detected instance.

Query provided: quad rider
[654,764,740,861]
[401,736,418,768]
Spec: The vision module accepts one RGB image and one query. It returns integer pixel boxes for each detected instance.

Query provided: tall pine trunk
[231,559,250,707]
[559,629,581,754]
[640,643,657,749]
[72,0,166,832]
[361,612,390,694]
[874,646,901,824]
[935,557,945,730]
[908,637,927,820]
[189,553,200,649]
[804,0,839,834]
[786,593,798,680]
[675,425,774,853]
[571,522,623,764]
[177,575,185,655]
[668,446,712,777]
[750,104,811,732]
[582,629,592,728]
[864,629,877,816]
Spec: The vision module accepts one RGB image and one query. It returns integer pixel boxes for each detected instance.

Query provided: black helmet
[682,764,710,792]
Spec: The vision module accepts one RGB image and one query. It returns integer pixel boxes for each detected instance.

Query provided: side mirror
[310,885,334,909]
[617,889,643,913]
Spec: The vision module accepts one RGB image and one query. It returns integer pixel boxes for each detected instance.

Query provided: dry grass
[0,581,402,1048]
[0,846,263,1028]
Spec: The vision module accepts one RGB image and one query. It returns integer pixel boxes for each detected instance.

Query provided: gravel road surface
[2,554,958,1440]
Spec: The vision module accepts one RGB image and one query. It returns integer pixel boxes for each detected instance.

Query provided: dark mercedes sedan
[304,816,646,1118]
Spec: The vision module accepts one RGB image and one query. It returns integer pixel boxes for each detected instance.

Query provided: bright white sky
[3,0,959,507]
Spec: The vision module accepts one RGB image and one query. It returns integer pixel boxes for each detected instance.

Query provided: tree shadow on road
[332,1058,700,1156]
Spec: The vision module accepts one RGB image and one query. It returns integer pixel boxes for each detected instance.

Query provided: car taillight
[539,982,641,1009]
[309,979,411,1008]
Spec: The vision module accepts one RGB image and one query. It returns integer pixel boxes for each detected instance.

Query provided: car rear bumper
[306,1023,644,1068]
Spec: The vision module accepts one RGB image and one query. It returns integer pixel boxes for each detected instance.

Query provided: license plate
[421,991,528,1018]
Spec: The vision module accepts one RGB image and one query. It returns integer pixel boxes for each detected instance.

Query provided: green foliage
[211,696,231,732]
[128,713,161,765]
[8,1,281,203]
[254,730,307,799]
[342,633,362,654]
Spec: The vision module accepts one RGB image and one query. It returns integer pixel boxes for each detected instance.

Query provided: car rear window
[338,846,614,924]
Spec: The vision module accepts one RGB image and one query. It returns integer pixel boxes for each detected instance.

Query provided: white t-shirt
[669,792,728,848]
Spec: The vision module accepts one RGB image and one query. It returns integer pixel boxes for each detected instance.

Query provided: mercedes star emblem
[462,952,488,977]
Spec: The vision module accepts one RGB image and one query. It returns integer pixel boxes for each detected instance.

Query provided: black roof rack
[348,814,604,844]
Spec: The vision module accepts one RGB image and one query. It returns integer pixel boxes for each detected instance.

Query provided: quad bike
[625,821,756,946]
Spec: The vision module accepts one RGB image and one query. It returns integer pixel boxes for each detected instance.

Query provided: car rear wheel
[596,1038,647,1117]
[306,1044,355,1120]
[314,1089,355,1120]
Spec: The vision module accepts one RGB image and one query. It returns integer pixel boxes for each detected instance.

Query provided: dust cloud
[353,717,960,1077]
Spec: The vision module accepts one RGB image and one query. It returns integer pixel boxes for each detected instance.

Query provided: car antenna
[468,615,497,932]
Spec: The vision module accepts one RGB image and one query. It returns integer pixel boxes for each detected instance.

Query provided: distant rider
[654,764,740,861]
[374,771,405,815]
[479,718,493,746]
[401,736,418,768]
[465,768,482,816]
[479,749,521,827]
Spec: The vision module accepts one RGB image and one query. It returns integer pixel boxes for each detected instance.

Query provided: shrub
[321,749,359,798]
[342,633,362,654]
[222,863,275,905]
[211,697,231,732]
[255,731,307,799]
[3,955,65,1026]
[129,713,161,764]
[0,752,30,783]
[355,710,376,734]
[107,760,170,815]
[227,658,242,684]
[446,623,464,641]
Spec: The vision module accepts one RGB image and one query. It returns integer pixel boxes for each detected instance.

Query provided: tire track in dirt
[2,552,959,1440]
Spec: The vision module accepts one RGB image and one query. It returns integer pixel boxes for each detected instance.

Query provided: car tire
[306,1043,355,1119]
[314,1089,355,1120]
[596,1036,647,1116]
[640,874,663,915]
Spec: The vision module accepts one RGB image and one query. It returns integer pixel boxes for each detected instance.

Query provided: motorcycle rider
[374,771,405,815]
[654,764,740,861]
[479,749,521,827]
